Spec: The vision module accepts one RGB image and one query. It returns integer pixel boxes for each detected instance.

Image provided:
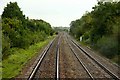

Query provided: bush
[2,34,10,56]
[96,36,118,59]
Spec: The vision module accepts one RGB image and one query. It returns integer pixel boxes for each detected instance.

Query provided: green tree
[2,2,25,21]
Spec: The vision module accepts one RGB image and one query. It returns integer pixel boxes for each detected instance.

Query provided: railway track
[66,34,120,79]
[27,35,61,80]
[59,34,91,78]
[64,36,94,79]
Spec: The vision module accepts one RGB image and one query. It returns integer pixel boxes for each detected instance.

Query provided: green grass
[2,35,55,78]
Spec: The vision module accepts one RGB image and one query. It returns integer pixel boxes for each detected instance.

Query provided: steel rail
[55,35,61,80]
[70,37,120,80]
[64,36,94,80]
[27,37,56,80]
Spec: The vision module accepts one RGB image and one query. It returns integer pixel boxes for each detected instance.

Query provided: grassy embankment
[2,35,55,78]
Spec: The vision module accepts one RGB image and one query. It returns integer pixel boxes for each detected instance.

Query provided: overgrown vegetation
[70,1,120,65]
[2,2,54,58]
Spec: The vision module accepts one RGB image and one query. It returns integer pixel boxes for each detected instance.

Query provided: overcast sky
[0,0,98,27]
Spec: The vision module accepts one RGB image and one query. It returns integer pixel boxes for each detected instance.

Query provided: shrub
[2,34,10,56]
[96,36,118,59]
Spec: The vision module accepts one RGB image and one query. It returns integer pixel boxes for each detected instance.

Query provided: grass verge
[2,35,55,78]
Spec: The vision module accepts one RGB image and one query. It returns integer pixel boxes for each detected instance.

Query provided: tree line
[2,2,54,57]
[70,1,120,64]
